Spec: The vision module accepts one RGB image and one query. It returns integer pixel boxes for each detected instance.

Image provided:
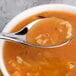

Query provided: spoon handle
[0,33,24,43]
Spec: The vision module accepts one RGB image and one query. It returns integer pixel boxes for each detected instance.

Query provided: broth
[3,11,76,76]
[26,17,72,47]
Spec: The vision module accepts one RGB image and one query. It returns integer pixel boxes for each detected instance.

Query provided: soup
[3,11,76,76]
[26,17,72,47]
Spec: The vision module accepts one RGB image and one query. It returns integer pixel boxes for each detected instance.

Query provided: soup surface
[3,11,76,76]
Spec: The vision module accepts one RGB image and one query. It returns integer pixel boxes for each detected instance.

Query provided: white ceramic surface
[0,4,76,76]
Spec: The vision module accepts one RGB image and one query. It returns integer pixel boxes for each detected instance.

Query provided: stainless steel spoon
[0,19,73,48]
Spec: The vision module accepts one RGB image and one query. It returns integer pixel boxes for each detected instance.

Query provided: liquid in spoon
[26,17,73,47]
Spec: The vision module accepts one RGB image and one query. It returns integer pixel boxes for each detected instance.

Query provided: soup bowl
[0,4,76,76]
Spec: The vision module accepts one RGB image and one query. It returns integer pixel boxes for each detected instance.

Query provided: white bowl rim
[0,4,76,76]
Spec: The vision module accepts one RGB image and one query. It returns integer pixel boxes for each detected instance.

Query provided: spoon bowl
[0,18,73,48]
